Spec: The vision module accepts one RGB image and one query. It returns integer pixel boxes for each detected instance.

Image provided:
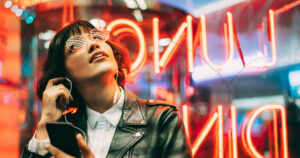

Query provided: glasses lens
[65,37,86,52]
[90,29,109,41]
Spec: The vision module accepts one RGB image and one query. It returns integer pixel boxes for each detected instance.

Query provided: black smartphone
[46,122,81,157]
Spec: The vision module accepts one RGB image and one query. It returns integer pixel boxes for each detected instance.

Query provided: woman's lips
[89,51,108,63]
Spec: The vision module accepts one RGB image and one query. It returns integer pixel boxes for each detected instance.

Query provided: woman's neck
[75,76,121,113]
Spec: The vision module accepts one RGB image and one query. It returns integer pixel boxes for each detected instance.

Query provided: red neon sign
[107,19,147,76]
[182,104,289,157]
[105,9,279,76]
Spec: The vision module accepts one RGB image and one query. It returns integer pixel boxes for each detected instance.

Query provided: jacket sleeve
[159,107,192,158]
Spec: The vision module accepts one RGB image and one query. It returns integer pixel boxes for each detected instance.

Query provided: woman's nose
[88,42,100,53]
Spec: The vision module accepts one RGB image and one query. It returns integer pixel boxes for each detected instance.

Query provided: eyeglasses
[65,28,109,53]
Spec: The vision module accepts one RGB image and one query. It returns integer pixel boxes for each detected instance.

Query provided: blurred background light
[11,5,18,12]
[4,1,12,8]
[159,38,171,46]
[136,0,147,10]
[89,18,107,29]
[133,9,143,22]
[38,30,55,40]
[124,0,138,9]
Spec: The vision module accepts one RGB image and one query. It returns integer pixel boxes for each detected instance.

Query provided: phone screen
[46,122,81,157]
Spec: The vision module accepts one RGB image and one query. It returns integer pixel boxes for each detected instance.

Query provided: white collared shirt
[86,87,124,158]
[28,87,124,158]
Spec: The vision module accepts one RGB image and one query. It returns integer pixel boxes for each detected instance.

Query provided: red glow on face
[107,19,147,76]
[244,104,289,158]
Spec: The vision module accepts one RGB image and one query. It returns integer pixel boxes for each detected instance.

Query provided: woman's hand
[46,134,95,158]
[36,77,74,140]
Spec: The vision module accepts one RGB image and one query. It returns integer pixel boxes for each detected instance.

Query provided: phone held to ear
[46,122,81,157]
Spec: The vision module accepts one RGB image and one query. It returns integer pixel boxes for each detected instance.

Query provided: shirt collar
[86,87,124,128]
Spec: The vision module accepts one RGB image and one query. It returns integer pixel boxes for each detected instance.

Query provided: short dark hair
[36,20,131,129]
[37,20,131,101]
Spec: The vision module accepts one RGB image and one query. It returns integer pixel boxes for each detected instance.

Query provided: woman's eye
[68,44,81,53]
[92,35,102,40]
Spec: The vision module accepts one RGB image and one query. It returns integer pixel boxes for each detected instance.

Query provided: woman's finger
[76,134,94,158]
[45,77,66,89]
[45,144,75,158]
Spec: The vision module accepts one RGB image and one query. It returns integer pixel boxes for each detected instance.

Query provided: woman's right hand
[35,77,74,140]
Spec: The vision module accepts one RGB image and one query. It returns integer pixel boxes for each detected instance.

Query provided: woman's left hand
[46,134,95,158]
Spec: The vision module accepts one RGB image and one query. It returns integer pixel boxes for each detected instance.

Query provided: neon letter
[199,13,234,69]
[242,104,288,158]
[191,105,223,158]
[153,15,194,73]
[107,19,147,76]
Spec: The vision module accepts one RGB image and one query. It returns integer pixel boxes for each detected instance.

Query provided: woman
[21,20,191,158]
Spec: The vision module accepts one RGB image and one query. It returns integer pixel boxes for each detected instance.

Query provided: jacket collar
[120,88,147,126]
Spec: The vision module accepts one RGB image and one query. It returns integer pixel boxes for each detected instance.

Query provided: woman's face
[64,28,118,82]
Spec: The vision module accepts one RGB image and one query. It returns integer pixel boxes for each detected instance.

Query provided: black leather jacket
[21,89,191,158]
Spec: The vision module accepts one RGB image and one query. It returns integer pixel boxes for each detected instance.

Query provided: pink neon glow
[199,13,234,69]
[153,18,160,73]
[245,104,289,158]
[106,19,147,74]
[182,104,191,141]
[159,22,187,68]
[187,15,194,73]
[230,106,238,158]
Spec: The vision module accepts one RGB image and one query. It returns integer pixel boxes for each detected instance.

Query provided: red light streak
[153,18,160,73]
[187,15,194,73]
[62,107,78,115]
[273,110,279,158]
[107,19,147,75]
[245,104,289,158]
[223,23,229,59]
[182,104,191,142]
[192,112,218,156]
[274,0,300,15]
[230,106,238,158]
[218,105,223,158]
[159,22,187,68]
[191,105,223,157]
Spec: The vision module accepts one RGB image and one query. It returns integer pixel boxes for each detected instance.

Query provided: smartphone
[46,122,81,157]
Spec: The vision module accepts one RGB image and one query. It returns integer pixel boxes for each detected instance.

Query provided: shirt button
[135,132,142,137]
